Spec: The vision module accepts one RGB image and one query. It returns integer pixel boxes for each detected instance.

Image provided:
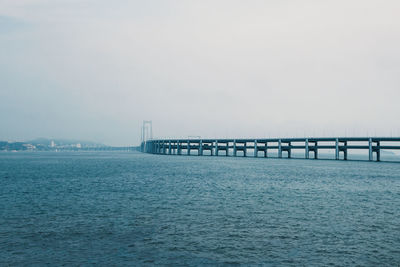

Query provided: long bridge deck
[141,137,400,162]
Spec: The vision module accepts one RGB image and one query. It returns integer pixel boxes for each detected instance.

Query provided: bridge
[140,137,400,162]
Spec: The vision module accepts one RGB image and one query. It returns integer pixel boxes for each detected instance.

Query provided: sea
[0,151,399,266]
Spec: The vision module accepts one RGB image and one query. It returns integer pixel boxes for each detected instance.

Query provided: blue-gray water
[0,152,399,266]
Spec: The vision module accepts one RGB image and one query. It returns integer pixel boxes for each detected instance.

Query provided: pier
[141,137,400,162]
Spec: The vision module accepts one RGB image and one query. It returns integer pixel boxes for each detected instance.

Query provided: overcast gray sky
[1,0,399,146]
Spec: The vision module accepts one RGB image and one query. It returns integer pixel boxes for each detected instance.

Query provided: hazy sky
[1,0,399,145]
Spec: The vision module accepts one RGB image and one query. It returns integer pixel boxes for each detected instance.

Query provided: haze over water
[1,151,399,265]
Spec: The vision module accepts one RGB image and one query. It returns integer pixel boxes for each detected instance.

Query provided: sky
[1,0,400,146]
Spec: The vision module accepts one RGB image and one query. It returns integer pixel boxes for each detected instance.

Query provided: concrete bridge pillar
[187,141,190,155]
[243,142,247,157]
[369,138,373,161]
[314,141,318,159]
[199,140,203,156]
[215,140,218,156]
[335,138,339,160]
[254,140,258,157]
[278,139,282,158]
[376,141,381,162]
[287,142,291,158]
[168,141,172,155]
[225,142,229,156]
[177,141,181,155]
[305,139,309,159]
[233,140,237,157]
[343,141,348,160]
[264,142,268,157]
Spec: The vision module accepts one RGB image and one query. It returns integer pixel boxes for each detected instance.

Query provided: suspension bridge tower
[141,120,153,152]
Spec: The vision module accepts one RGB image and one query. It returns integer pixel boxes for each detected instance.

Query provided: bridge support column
[369,138,373,161]
[243,142,247,157]
[343,141,348,160]
[278,139,282,158]
[376,141,381,162]
[199,140,203,156]
[305,139,309,159]
[233,140,237,157]
[187,141,190,155]
[226,142,229,156]
[254,140,258,157]
[314,142,318,159]
[168,141,171,155]
[177,141,181,155]
[215,140,218,156]
[335,138,339,160]
[287,142,291,158]
[264,142,268,157]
